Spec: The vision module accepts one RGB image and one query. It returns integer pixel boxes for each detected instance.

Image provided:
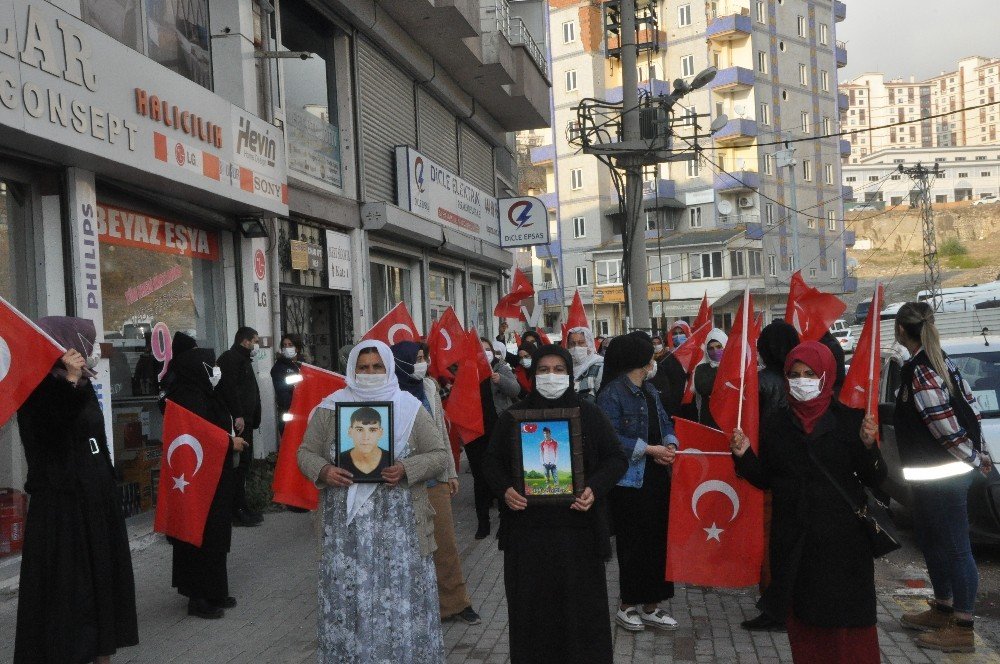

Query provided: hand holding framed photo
[335,402,394,483]
[509,408,584,505]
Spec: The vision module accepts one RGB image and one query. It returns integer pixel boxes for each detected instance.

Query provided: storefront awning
[711,287,767,310]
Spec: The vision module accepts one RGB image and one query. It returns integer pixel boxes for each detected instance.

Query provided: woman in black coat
[730,341,884,663]
[15,317,138,664]
[484,345,627,664]
[166,334,248,619]
[270,333,303,435]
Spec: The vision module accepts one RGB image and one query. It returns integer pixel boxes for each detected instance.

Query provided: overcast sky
[838,0,1000,83]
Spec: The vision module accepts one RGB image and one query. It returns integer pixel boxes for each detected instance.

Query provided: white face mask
[569,346,590,366]
[652,343,664,353]
[535,373,570,400]
[281,347,297,359]
[646,360,658,379]
[355,373,388,389]
[521,358,532,369]
[788,376,824,402]
[209,366,222,388]
[411,361,428,380]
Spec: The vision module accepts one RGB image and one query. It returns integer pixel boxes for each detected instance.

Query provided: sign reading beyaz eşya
[498,196,550,248]
[0,0,287,215]
[395,146,500,246]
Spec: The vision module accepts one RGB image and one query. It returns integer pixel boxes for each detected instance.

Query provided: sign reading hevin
[395,146,500,246]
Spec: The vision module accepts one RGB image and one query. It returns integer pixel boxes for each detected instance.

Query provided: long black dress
[15,375,139,663]
[166,347,237,603]
[484,353,627,664]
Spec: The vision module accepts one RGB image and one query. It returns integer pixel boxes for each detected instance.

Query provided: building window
[757,50,768,74]
[809,267,817,278]
[821,70,829,92]
[760,102,770,125]
[764,153,773,175]
[767,254,777,277]
[807,217,816,230]
[571,168,583,189]
[797,15,806,37]
[748,250,763,276]
[801,111,811,134]
[565,70,578,91]
[824,164,834,185]
[562,21,576,43]
[822,116,832,134]
[730,250,746,277]
[983,171,992,177]
[765,203,775,225]
[678,4,692,27]
[596,259,621,285]
[819,23,828,45]
[830,258,839,276]
[687,157,700,178]
[803,159,813,181]
[576,266,589,286]
[958,172,969,178]
[827,211,837,231]
[845,176,857,182]
[691,252,723,279]
[756,0,766,23]
[573,216,586,238]
[799,64,809,86]
[681,55,695,78]
[689,207,703,228]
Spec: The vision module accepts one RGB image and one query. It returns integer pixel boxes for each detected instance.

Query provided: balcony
[538,288,561,305]
[838,92,849,112]
[842,184,854,199]
[536,191,557,209]
[844,230,856,247]
[714,118,758,146]
[834,1,847,22]
[606,79,672,104]
[719,213,759,227]
[840,139,852,156]
[535,239,561,260]
[843,275,858,293]
[509,17,547,79]
[642,178,677,204]
[714,170,760,192]
[530,143,554,165]
[744,222,765,240]
[835,41,847,68]
[377,0,479,42]
[707,66,755,94]
[707,11,752,42]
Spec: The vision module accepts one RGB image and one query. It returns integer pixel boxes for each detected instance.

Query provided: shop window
[371,261,413,323]
[280,2,344,190]
[428,272,457,323]
[469,281,493,338]
[0,179,32,311]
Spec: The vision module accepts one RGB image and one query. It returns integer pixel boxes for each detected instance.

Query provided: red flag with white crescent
[154,400,231,547]
[840,284,883,438]
[709,290,761,451]
[675,294,713,404]
[362,302,421,345]
[494,269,535,319]
[272,364,346,510]
[427,307,465,379]
[785,271,847,343]
[0,296,65,426]
[445,358,485,444]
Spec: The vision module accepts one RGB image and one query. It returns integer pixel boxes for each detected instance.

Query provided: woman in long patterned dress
[297,340,450,663]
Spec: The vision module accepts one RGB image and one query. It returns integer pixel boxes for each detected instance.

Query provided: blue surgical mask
[672,334,687,346]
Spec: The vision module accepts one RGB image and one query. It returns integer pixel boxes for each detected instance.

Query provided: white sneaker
[639,607,678,630]
[615,607,645,632]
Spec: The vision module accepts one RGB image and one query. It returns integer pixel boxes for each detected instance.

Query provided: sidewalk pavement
[1,475,998,663]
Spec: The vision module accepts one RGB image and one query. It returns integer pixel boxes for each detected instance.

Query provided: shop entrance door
[280,289,352,373]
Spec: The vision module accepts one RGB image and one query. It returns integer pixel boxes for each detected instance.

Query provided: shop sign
[287,107,342,189]
[394,146,500,246]
[498,196,550,248]
[648,282,670,301]
[95,203,219,261]
[594,285,625,304]
[289,240,309,270]
[0,0,288,215]
[307,243,323,271]
[325,230,352,292]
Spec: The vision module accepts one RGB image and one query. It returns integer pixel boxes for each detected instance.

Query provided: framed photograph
[509,408,585,504]
[334,402,394,483]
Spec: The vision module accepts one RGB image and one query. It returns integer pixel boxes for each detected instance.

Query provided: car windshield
[833,330,849,338]
[950,351,1000,418]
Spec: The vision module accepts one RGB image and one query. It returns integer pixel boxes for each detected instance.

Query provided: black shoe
[212,597,237,609]
[188,598,224,619]
[475,520,490,540]
[741,613,785,631]
[455,606,482,625]
[232,509,261,527]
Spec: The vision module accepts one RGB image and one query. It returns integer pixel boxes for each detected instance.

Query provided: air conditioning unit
[738,196,754,209]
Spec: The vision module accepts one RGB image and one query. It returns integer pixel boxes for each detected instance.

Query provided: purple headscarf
[36,316,96,381]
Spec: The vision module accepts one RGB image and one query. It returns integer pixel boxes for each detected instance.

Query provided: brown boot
[916,622,975,653]
[900,600,953,631]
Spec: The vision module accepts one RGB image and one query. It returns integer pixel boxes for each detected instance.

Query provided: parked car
[832,328,858,354]
[973,195,998,206]
[854,300,871,325]
[880,301,907,321]
[829,319,849,333]
[877,337,1000,544]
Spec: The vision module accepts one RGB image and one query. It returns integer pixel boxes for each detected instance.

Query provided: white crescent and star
[692,480,741,542]
[441,329,453,351]
[0,334,10,383]
[167,434,205,493]
[388,323,413,344]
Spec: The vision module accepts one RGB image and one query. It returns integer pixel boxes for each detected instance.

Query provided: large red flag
[840,284,883,438]
[362,302,420,345]
[467,328,493,381]
[154,400,232,547]
[272,364,346,510]
[445,358,485,444]
[536,329,552,345]
[566,290,589,330]
[427,307,466,379]
[0,297,66,426]
[679,294,713,404]
[666,420,764,587]
[709,291,761,450]
[494,268,535,318]
[785,271,847,343]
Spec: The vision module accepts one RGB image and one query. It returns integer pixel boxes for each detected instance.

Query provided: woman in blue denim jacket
[596,331,680,633]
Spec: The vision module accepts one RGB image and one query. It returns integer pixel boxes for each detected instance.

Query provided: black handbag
[806,446,902,559]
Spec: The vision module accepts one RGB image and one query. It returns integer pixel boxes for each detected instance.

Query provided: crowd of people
[10,300,995,663]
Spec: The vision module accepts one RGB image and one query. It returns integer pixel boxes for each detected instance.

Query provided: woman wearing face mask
[566,327,605,401]
[596,331,681,633]
[649,327,698,423]
[651,334,670,363]
[15,317,138,664]
[163,332,249,620]
[514,344,535,396]
[668,321,691,349]
[730,341,884,663]
[693,329,728,428]
[484,345,628,663]
[298,341,450,663]
[271,334,304,436]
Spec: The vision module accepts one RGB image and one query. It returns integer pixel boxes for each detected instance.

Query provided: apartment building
[841,55,1000,162]
[526,0,851,335]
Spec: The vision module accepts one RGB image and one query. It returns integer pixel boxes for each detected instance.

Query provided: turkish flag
[666,445,764,587]
[427,307,465,379]
[362,302,420,345]
[785,271,847,343]
[566,290,589,330]
[494,268,535,318]
[466,328,493,381]
[709,291,761,450]
[840,284,883,438]
[0,296,65,426]
[154,400,231,547]
[679,294,713,404]
[272,364,346,510]
[537,329,552,345]
[445,358,485,444]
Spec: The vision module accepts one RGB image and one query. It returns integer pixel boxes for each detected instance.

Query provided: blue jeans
[544,464,557,483]
[910,472,979,614]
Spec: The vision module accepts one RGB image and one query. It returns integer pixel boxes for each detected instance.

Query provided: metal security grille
[459,124,495,194]
[357,39,416,202]
[416,88,459,172]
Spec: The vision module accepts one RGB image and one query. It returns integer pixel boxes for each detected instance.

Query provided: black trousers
[463,437,493,523]
[232,432,253,514]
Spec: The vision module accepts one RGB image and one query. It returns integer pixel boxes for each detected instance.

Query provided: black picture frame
[334,402,394,483]
[509,408,585,504]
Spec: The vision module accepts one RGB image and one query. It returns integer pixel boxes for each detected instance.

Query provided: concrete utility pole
[774,137,800,272]
[900,163,943,310]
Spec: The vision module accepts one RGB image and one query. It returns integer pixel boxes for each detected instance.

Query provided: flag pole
[736,286,749,431]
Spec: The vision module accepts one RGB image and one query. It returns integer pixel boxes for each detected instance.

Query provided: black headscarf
[758,320,800,372]
[172,331,197,356]
[36,316,97,381]
[522,344,580,409]
[818,331,847,392]
[391,341,429,412]
[170,347,217,395]
[597,331,655,395]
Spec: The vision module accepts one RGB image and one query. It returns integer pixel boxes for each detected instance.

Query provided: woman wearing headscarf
[513,344,535,396]
[730,341,884,663]
[298,340,450,663]
[490,339,521,414]
[15,317,138,664]
[693,328,728,428]
[165,332,249,619]
[650,321,699,422]
[270,333,303,435]
[597,331,680,632]
[391,341,481,626]
[667,320,691,350]
[565,326,604,400]
[651,333,669,363]
[484,344,627,663]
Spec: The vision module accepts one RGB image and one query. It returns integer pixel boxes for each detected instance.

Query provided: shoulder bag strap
[804,444,864,518]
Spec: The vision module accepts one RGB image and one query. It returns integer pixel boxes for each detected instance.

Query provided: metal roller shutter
[459,124,495,194]
[416,88,459,172]
[357,39,416,202]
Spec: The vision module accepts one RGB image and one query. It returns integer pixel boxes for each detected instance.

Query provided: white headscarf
[491,339,507,358]
[318,340,422,524]
[567,326,604,379]
[704,328,729,368]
